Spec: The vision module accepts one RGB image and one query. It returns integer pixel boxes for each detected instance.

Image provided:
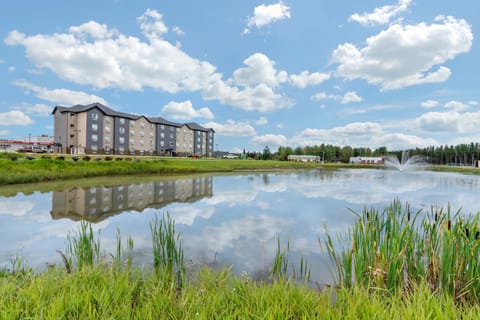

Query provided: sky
[0,0,478,153]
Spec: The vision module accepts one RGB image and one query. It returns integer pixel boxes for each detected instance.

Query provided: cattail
[407,209,411,222]
[366,211,369,220]
[447,220,451,231]
[465,228,470,238]
[476,231,480,240]
[434,210,438,222]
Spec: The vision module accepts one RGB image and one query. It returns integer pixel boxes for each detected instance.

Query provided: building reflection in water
[51,177,213,222]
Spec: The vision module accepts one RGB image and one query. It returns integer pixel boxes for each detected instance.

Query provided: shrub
[104,156,113,161]
[115,157,123,161]
[56,156,65,161]
[82,155,91,161]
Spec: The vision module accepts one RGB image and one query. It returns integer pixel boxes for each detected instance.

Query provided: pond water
[1,169,480,284]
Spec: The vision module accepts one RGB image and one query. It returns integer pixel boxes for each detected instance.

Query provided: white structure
[349,156,384,165]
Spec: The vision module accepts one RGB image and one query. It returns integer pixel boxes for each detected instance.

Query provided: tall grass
[323,199,480,302]
[271,236,311,282]
[150,213,186,289]
[65,220,101,270]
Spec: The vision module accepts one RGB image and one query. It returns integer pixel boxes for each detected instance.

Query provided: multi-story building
[52,103,214,156]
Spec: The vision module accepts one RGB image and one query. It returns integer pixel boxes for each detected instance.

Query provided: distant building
[0,136,54,153]
[52,103,215,156]
[349,156,384,165]
[287,155,321,162]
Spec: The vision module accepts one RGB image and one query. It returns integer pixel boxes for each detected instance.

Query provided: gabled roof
[149,116,182,127]
[51,103,214,132]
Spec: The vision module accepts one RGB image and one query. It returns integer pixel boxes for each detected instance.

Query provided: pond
[1,169,480,284]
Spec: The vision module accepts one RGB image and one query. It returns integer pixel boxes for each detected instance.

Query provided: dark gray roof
[52,103,214,131]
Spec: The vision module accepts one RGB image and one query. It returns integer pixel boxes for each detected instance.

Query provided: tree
[262,146,272,160]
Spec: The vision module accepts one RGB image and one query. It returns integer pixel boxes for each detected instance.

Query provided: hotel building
[52,103,214,156]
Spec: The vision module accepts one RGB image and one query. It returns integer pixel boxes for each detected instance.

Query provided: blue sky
[0,0,478,152]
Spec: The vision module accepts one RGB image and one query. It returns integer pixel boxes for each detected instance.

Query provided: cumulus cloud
[0,110,33,126]
[14,80,107,106]
[252,134,287,148]
[421,99,440,108]
[11,103,52,117]
[244,1,291,34]
[161,100,214,120]
[349,0,412,26]
[203,120,255,136]
[332,16,473,90]
[444,100,469,112]
[172,26,185,36]
[5,11,293,113]
[233,53,287,88]
[415,110,480,133]
[255,117,268,125]
[311,91,363,104]
[289,70,330,88]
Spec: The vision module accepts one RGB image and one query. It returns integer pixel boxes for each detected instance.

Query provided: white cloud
[252,134,287,148]
[0,110,33,126]
[332,16,473,90]
[172,26,185,36]
[69,20,117,39]
[290,121,437,150]
[203,120,255,136]
[203,81,293,112]
[8,66,15,72]
[349,0,412,26]
[255,117,268,125]
[244,2,291,34]
[137,8,168,40]
[416,110,480,133]
[468,100,479,106]
[444,100,469,112]
[341,91,363,104]
[0,201,35,217]
[289,71,330,88]
[14,80,107,106]
[161,100,214,120]
[5,11,293,113]
[12,103,52,117]
[233,53,286,88]
[311,91,363,104]
[0,130,9,136]
[421,99,439,108]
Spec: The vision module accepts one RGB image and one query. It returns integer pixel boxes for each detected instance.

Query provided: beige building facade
[52,103,214,156]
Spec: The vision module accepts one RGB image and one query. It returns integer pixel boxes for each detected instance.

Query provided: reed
[65,220,101,269]
[271,237,311,282]
[111,228,134,271]
[323,199,480,302]
[149,212,186,289]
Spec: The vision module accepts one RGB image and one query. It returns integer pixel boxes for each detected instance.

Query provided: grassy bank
[0,152,338,186]
[3,266,479,319]
[2,212,479,319]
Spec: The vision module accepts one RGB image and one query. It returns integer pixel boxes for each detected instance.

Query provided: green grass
[0,152,330,186]
[3,208,480,318]
[323,199,480,303]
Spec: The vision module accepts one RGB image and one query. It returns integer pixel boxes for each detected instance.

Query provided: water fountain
[384,151,427,171]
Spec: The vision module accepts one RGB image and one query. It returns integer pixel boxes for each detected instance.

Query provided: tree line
[248,143,480,166]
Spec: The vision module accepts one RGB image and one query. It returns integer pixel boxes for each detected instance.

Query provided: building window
[140,131,145,137]
[91,134,98,142]
[130,129,135,136]
[105,126,110,133]
[105,137,111,143]
[119,118,125,125]
[119,127,125,134]
[160,125,165,130]
[119,137,125,144]
[160,141,164,147]
[91,145,98,151]
[70,124,75,128]
[140,122,145,128]
[91,113,98,120]
[92,123,98,131]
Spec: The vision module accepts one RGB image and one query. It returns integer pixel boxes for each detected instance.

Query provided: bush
[56,156,65,161]
[82,155,91,161]
[115,157,123,161]
[125,157,133,161]
[104,156,113,161]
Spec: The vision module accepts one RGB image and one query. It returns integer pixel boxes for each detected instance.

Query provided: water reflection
[51,177,213,222]
[2,169,480,285]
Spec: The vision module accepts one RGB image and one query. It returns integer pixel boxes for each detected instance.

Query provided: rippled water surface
[2,169,480,283]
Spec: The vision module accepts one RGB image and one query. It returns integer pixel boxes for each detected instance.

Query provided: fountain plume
[384,151,426,171]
